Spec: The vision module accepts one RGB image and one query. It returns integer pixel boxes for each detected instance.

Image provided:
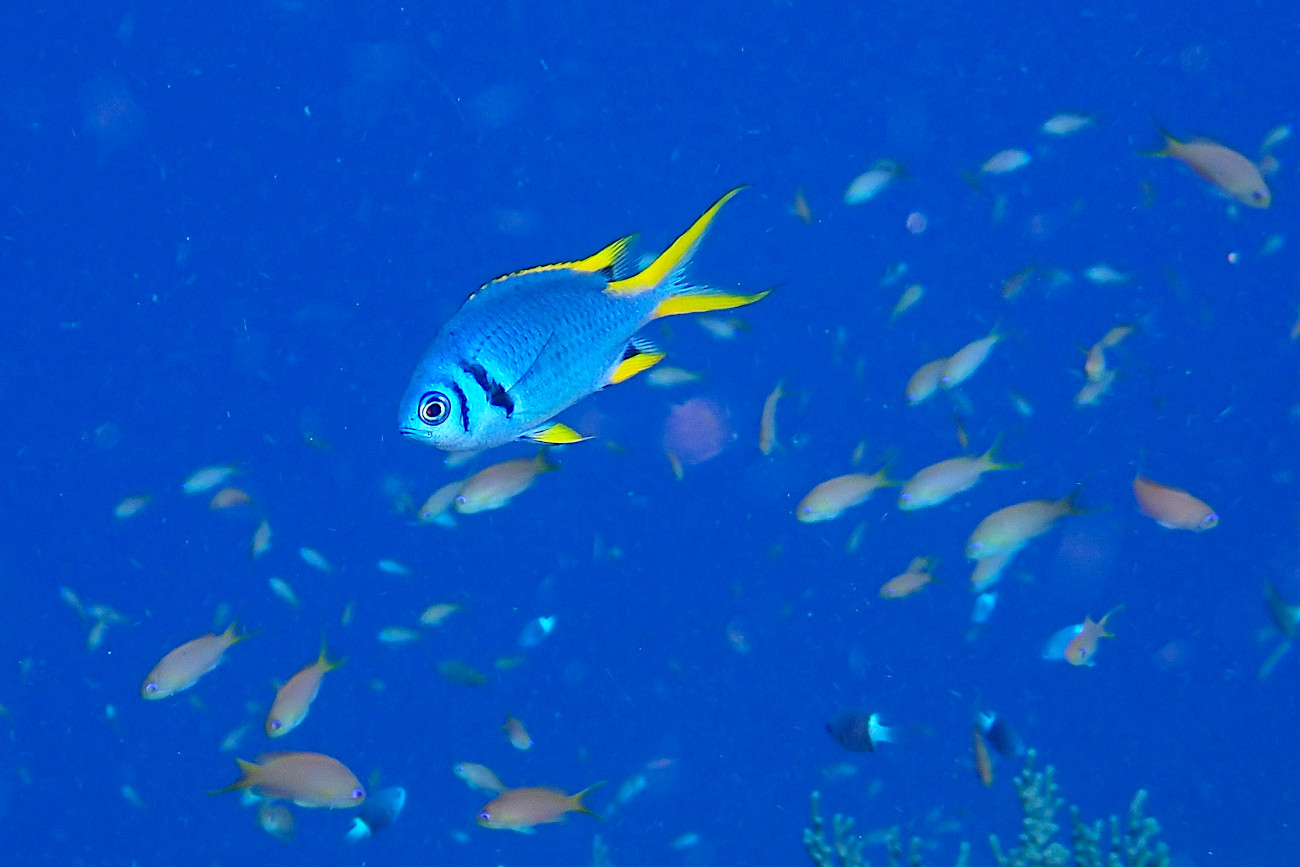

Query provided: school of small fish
[69,108,1290,853]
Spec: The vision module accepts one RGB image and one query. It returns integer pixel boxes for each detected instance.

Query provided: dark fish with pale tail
[346,786,406,841]
[826,709,895,752]
[974,710,1026,758]
[399,188,767,452]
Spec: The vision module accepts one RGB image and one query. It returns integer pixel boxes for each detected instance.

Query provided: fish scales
[399,188,766,452]
[431,271,654,428]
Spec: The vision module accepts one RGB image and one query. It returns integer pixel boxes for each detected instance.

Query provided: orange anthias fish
[476,783,604,833]
[141,622,249,700]
[1153,131,1271,208]
[879,557,936,599]
[1132,476,1218,531]
[212,752,365,809]
[1064,606,1123,666]
[266,642,345,737]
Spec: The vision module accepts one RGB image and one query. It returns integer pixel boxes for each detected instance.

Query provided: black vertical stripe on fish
[461,362,515,418]
[450,382,471,432]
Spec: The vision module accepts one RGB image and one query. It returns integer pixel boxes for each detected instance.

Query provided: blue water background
[4,2,1298,864]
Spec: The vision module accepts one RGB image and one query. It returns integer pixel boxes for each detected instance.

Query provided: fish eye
[143,682,158,693]
[268,719,281,730]
[478,810,491,821]
[418,391,452,426]
[1252,190,1267,202]
[351,788,365,800]
[1202,513,1220,529]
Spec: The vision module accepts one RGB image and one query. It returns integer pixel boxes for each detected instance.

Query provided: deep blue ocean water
[5,2,1298,864]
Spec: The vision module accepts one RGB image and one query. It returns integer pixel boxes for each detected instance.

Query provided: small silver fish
[398,188,767,452]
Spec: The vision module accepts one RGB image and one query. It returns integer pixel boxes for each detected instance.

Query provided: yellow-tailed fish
[970,549,1014,593]
[898,440,1018,511]
[1152,130,1271,208]
[966,491,1084,560]
[211,752,365,809]
[879,557,936,599]
[398,188,767,452]
[417,480,463,526]
[905,357,948,406]
[941,326,1002,389]
[266,641,344,737]
[141,622,248,699]
[796,464,894,523]
[454,451,556,514]
[476,783,604,833]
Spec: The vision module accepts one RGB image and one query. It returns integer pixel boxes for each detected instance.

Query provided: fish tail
[569,781,606,819]
[318,636,345,672]
[1099,604,1124,636]
[605,187,768,318]
[220,620,254,645]
[1140,117,1179,158]
[208,758,259,796]
[1061,486,1091,515]
[982,434,1022,471]
[533,449,561,474]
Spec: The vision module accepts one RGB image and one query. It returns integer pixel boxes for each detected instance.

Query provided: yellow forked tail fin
[607,187,747,298]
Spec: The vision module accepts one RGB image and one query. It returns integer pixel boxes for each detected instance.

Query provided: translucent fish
[209,487,251,510]
[377,627,420,645]
[981,149,1031,175]
[182,464,236,495]
[420,603,462,626]
[113,495,151,519]
[517,616,556,649]
[1041,113,1094,136]
[844,160,902,204]
[299,547,332,573]
[251,521,273,558]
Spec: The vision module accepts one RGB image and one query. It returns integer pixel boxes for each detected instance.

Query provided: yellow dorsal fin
[488,235,638,286]
[571,234,638,276]
[607,187,747,297]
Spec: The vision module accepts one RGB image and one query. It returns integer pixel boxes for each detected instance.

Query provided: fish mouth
[398,426,433,441]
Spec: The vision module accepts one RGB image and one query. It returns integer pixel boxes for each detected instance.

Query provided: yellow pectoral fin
[650,288,770,320]
[520,422,590,445]
[607,186,748,297]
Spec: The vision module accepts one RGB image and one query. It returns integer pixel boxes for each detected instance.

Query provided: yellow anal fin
[607,340,666,385]
[607,186,748,297]
[520,421,589,446]
[488,234,639,286]
[651,288,770,321]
